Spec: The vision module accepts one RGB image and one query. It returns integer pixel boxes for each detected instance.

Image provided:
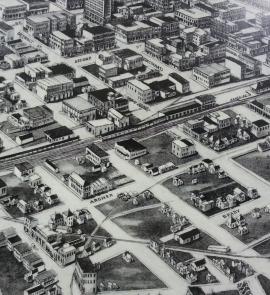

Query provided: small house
[191,258,206,272]
[238,225,249,235]
[122,251,134,263]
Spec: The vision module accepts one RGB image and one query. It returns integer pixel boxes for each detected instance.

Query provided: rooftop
[176,7,211,19]
[84,25,114,35]
[169,72,189,84]
[128,79,150,91]
[0,178,7,188]
[51,31,72,41]
[15,161,34,172]
[44,126,73,140]
[116,138,146,152]
[87,118,114,127]
[113,48,141,59]
[173,138,194,148]
[87,143,108,158]
[48,63,75,76]
[0,0,26,7]
[252,119,270,128]
[77,257,96,273]
[23,105,53,119]
[194,63,229,76]
[63,96,95,111]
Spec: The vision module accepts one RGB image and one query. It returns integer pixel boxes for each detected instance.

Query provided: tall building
[84,0,112,25]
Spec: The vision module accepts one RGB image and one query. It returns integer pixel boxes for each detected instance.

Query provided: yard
[0,120,61,148]
[96,190,160,216]
[165,231,220,251]
[235,150,270,183]
[221,209,270,245]
[137,132,200,167]
[113,206,172,239]
[1,173,59,218]
[162,169,248,216]
[97,253,166,291]
[0,247,31,295]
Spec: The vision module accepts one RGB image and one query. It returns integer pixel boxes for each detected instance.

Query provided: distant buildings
[175,8,212,28]
[193,63,231,88]
[21,0,49,16]
[56,0,84,10]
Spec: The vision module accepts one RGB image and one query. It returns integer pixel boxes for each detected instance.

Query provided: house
[238,225,249,235]
[226,214,238,229]
[173,175,184,186]
[191,258,206,272]
[50,212,64,228]
[115,138,147,160]
[45,194,59,206]
[85,143,110,167]
[122,251,134,263]
[247,187,259,199]
[233,188,246,203]
[14,161,34,181]
[44,126,75,143]
[6,235,22,251]
[251,119,270,138]
[172,138,197,159]
[28,174,41,188]
[175,227,201,244]
[33,200,44,212]
[63,209,74,227]
[13,242,32,262]
[0,178,7,197]
[17,200,31,214]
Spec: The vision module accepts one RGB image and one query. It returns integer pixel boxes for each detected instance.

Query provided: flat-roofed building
[36,75,73,102]
[0,21,14,41]
[251,119,270,138]
[49,31,74,57]
[127,79,154,103]
[175,8,212,28]
[62,96,96,123]
[193,63,231,88]
[25,15,50,38]
[169,72,190,94]
[21,0,49,15]
[44,126,75,142]
[86,118,114,136]
[172,138,197,158]
[115,138,147,160]
[56,0,84,10]
[85,143,109,166]
[84,0,112,25]
[0,0,27,21]
[23,105,54,128]
[112,48,143,70]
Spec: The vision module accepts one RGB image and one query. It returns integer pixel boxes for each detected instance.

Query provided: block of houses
[14,161,34,181]
[45,194,59,206]
[172,138,197,159]
[85,143,110,167]
[115,138,147,160]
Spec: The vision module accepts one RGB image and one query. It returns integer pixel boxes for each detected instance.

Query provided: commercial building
[0,0,27,21]
[168,72,190,94]
[225,55,262,80]
[219,3,246,21]
[36,75,73,102]
[107,108,130,129]
[113,48,143,71]
[84,0,112,25]
[88,88,128,116]
[148,16,180,38]
[115,21,161,44]
[56,0,84,10]
[44,126,75,143]
[21,0,49,15]
[85,144,110,167]
[251,119,270,138]
[82,25,115,52]
[200,40,227,62]
[115,138,147,160]
[126,79,154,103]
[172,138,197,159]
[211,17,239,41]
[248,99,270,119]
[50,31,75,57]
[23,105,54,128]
[208,111,231,129]
[193,63,230,88]
[72,258,98,295]
[86,118,115,136]
[175,8,212,28]
[25,15,50,39]
[62,96,96,124]
[145,38,168,62]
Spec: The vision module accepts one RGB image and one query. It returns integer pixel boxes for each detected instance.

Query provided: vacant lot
[165,231,220,251]
[0,247,31,294]
[97,254,166,291]
[235,150,270,183]
[222,209,270,245]
[113,207,172,239]
[138,132,200,167]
